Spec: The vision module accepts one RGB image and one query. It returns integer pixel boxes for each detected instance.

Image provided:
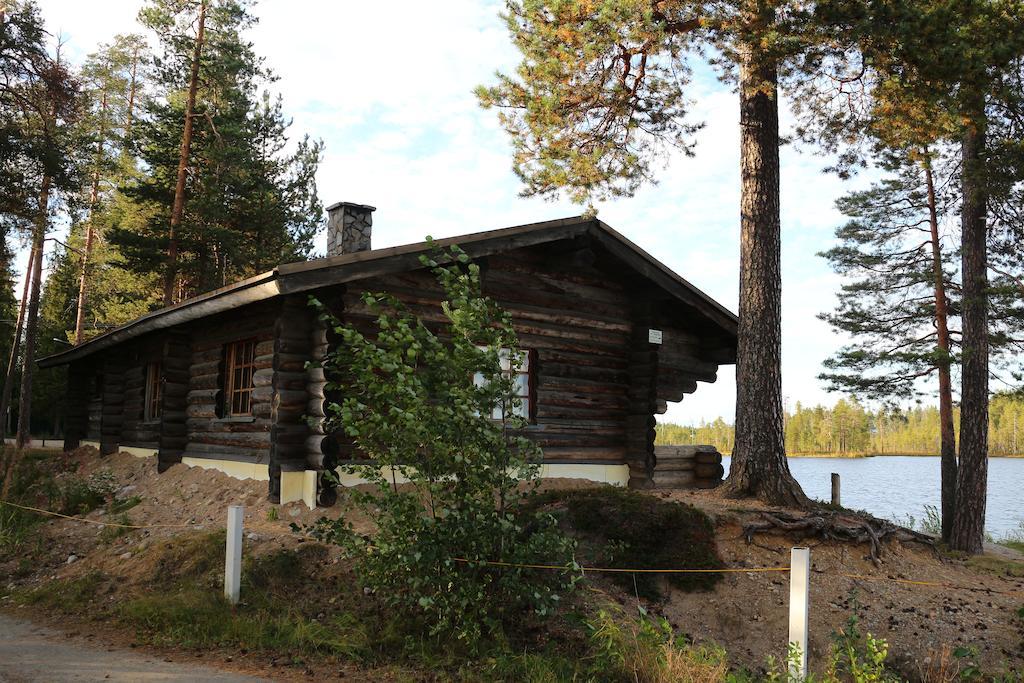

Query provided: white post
[788,546,811,679]
[225,505,243,604]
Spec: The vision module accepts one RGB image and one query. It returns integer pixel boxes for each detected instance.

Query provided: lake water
[720,455,1024,539]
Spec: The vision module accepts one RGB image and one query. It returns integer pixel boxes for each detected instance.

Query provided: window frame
[223,339,258,417]
[143,361,162,422]
[474,347,536,423]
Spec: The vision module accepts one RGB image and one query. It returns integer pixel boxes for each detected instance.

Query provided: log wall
[651,445,724,489]
[99,356,125,455]
[184,303,278,464]
[267,296,314,502]
[158,331,190,471]
[63,234,733,499]
[63,361,91,451]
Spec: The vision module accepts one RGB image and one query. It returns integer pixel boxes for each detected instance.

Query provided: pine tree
[474,0,873,505]
[110,0,322,301]
[72,34,148,345]
[0,0,81,487]
[819,148,962,537]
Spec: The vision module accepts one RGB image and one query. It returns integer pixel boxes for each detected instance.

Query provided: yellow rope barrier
[6,498,1023,598]
[450,556,790,574]
[0,499,195,529]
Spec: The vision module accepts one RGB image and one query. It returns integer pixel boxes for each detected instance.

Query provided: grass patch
[1002,540,1024,554]
[966,554,1024,578]
[98,512,134,544]
[138,531,226,586]
[120,589,369,659]
[528,487,724,600]
[20,571,111,615]
[116,537,371,661]
[109,495,142,514]
[0,503,45,557]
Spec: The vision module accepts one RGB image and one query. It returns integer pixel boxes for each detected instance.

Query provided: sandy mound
[2,448,1022,679]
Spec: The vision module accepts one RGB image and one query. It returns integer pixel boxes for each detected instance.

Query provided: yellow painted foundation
[181,457,270,482]
[71,443,628,509]
[119,445,158,459]
[540,463,629,486]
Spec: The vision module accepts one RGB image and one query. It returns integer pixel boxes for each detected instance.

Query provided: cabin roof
[38,216,737,368]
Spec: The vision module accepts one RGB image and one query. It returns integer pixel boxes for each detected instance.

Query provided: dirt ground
[655,489,1024,678]
[2,447,1023,680]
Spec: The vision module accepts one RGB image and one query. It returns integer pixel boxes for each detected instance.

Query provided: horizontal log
[187,389,219,404]
[536,389,628,410]
[274,338,311,355]
[655,445,718,457]
[191,359,221,378]
[187,418,271,433]
[189,432,272,449]
[539,446,627,462]
[253,368,275,387]
[535,405,626,421]
[184,444,269,460]
[695,451,723,465]
[652,470,696,487]
[652,458,696,472]
[694,463,724,479]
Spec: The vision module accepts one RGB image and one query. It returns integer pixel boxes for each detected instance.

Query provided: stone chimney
[326,202,375,256]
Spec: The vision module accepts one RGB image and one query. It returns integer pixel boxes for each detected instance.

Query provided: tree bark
[74,89,107,345]
[0,240,37,494]
[950,110,988,554]
[0,240,36,441]
[721,29,809,508]
[125,45,139,137]
[164,0,207,306]
[15,175,49,449]
[922,154,957,543]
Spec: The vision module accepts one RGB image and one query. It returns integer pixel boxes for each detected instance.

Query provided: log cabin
[39,204,737,507]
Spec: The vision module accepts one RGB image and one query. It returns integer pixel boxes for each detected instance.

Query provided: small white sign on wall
[648,328,663,345]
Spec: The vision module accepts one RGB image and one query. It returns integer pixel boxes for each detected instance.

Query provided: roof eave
[37,272,281,368]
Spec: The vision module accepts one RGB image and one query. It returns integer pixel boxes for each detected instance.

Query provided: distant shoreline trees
[656,394,1024,457]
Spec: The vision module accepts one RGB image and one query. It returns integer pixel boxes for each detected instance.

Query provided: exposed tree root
[741,509,935,567]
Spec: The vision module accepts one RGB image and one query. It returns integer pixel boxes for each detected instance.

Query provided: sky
[33,0,871,425]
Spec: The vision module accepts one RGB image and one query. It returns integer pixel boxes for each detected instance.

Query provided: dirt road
[0,614,271,683]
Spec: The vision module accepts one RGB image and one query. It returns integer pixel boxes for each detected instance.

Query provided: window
[474,348,533,420]
[144,362,162,421]
[224,339,257,416]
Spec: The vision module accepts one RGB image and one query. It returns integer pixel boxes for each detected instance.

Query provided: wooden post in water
[830,473,840,507]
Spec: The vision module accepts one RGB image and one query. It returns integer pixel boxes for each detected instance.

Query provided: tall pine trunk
[75,90,107,345]
[15,176,49,449]
[0,241,37,495]
[164,0,207,306]
[125,46,140,137]
[923,155,957,542]
[0,241,36,440]
[950,110,988,554]
[722,26,808,507]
